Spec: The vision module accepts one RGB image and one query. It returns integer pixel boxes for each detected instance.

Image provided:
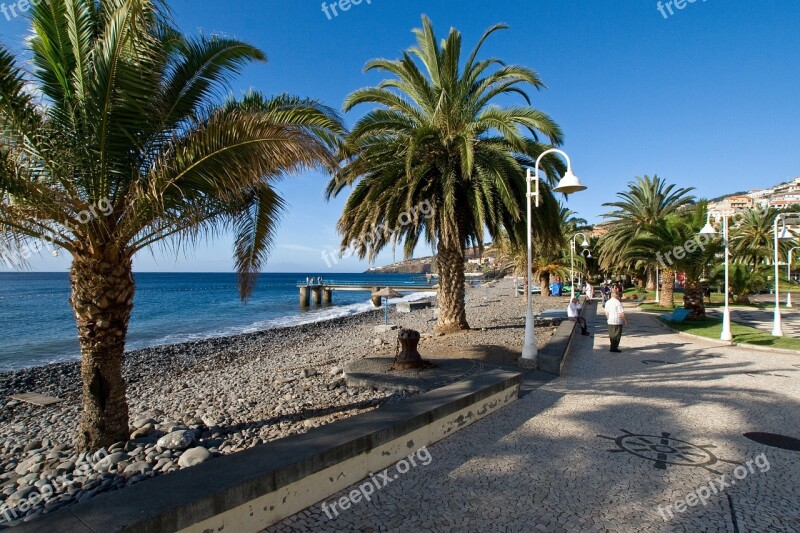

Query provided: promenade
[268,304,800,532]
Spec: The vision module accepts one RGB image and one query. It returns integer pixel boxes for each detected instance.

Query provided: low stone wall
[17,370,521,533]
[537,297,592,376]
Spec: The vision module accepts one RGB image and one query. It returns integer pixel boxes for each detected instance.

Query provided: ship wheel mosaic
[598,429,741,474]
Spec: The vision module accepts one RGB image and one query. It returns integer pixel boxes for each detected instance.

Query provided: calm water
[0,272,434,371]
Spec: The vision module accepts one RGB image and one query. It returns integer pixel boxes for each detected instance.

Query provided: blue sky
[1,0,798,273]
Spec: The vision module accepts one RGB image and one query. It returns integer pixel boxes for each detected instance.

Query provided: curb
[650,315,800,355]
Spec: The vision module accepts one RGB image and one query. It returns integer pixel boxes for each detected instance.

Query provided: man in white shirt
[604,290,628,352]
[567,298,591,336]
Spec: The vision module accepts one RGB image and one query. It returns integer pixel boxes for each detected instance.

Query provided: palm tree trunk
[540,272,551,297]
[646,267,656,291]
[660,269,675,308]
[435,241,469,334]
[683,278,706,318]
[71,254,135,450]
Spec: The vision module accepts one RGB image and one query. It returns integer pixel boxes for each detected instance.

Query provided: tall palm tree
[326,16,565,333]
[599,175,695,305]
[0,0,343,449]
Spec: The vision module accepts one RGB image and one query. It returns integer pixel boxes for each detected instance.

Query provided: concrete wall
[537,297,593,376]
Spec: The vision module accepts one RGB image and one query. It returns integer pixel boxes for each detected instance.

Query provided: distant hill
[707,191,747,203]
[365,256,432,274]
[365,243,497,274]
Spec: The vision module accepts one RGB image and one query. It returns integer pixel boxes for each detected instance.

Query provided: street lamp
[655,266,660,305]
[700,212,732,341]
[773,213,800,336]
[522,149,587,361]
[570,233,591,300]
[787,246,800,308]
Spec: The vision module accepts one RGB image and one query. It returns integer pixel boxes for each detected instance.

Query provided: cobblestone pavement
[707,306,800,338]
[267,303,800,533]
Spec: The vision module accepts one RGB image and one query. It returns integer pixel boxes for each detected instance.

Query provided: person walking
[604,290,628,353]
[585,282,595,301]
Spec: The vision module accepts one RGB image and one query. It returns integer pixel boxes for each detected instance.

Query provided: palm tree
[0,0,343,450]
[599,175,695,305]
[627,204,721,318]
[710,263,767,304]
[729,207,778,268]
[499,207,584,296]
[326,16,565,333]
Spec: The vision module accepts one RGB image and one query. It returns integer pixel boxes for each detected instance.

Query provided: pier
[297,280,438,307]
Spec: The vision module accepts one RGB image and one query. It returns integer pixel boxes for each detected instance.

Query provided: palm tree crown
[599,174,695,270]
[326,16,566,332]
[0,0,343,448]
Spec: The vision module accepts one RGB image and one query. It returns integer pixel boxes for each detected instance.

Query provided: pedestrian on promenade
[567,298,591,336]
[614,281,624,298]
[604,290,628,353]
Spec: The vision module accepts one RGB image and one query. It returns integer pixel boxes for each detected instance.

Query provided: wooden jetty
[297,280,438,307]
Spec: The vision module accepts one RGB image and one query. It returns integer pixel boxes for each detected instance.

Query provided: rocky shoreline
[0,279,560,526]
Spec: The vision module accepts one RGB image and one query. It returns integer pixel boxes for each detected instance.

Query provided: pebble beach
[0,279,563,525]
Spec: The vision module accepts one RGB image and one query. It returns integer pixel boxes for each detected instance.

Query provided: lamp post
[570,233,591,300]
[522,149,587,361]
[655,266,660,305]
[787,246,800,308]
[700,212,732,341]
[773,213,800,336]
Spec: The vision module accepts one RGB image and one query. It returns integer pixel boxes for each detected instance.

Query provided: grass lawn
[659,316,800,352]
[638,303,677,313]
[624,288,766,309]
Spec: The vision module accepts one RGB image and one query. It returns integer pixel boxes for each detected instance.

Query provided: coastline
[0,271,437,372]
[0,279,562,525]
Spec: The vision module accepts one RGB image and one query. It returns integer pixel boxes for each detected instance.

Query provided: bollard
[391,329,436,370]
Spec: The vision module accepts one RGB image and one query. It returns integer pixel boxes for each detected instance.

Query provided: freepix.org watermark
[320,446,432,519]
[0,198,113,269]
[657,453,770,522]
[1,450,109,524]
[320,199,433,268]
[321,0,371,20]
[655,203,770,269]
[1,0,47,22]
[657,0,708,20]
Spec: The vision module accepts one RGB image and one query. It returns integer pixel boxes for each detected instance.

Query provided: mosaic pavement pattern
[266,305,800,532]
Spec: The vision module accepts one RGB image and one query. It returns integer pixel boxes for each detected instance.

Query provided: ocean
[0,272,435,372]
